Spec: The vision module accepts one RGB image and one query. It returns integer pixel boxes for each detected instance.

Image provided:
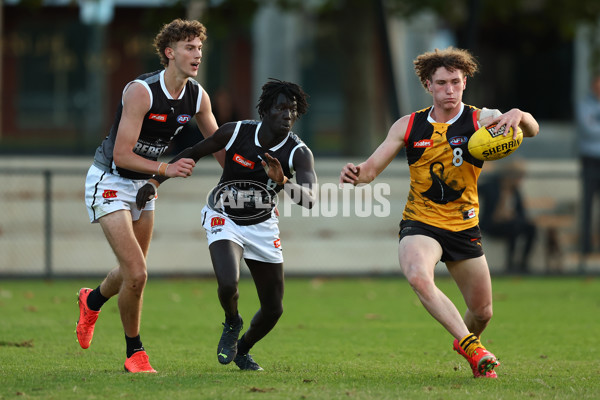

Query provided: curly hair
[153,19,207,68]
[413,47,479,91]
[256,78,310,118]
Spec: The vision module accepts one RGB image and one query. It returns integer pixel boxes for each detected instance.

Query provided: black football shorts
[399,219,484,262]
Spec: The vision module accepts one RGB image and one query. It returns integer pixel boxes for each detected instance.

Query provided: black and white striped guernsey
[207,120,307,225]
[93,69,203,180]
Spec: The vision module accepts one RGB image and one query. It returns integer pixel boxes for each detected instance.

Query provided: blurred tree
[384,0,600,47]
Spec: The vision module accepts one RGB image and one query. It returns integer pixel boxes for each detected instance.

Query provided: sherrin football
[468,124,523,161]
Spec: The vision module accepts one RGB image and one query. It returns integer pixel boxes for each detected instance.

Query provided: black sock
[125,334,144,358]
[225,313,242,326]
[86,285,109,311]
[237,334,251,355]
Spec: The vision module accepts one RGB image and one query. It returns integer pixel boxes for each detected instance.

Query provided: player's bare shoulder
[386,114,412,147]
[291,144,315,172]
[122,81,151,112]
[211,121,238,144]
[294,144,314,160]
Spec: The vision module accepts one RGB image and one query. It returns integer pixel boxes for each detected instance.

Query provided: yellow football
[468,124,523,161]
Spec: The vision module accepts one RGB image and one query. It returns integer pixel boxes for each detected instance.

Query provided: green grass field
[1,276,598,399]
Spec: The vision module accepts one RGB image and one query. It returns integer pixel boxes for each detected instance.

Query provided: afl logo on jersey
[177,114,191,124]
[208,180,278,222]
[449,136,468,146]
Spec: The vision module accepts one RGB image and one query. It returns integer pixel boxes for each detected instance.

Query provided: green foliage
[0,277,599,399]
[202,0,261,38]
[259,0,600,42]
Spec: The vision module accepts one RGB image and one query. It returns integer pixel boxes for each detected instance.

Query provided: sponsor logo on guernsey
[449,136,468,146]
[274,238,281,248]
[177,114,191,124]
[462,207,476,220]
[133,142,169,158]
[211,217,225,227]
[413,139,433,148]
[102,190,118,199]
[233,153,255,169]
[149,113,167,122]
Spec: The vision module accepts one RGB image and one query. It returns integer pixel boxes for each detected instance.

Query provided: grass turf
[0,276,598,399]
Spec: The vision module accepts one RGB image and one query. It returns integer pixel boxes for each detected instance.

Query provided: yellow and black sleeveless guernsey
[402,104,484,232]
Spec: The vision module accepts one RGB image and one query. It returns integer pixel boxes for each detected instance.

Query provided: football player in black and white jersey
[136,79,317,370]
[78,19,224,373]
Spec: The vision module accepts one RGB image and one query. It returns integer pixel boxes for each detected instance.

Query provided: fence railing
[0,160,593,278]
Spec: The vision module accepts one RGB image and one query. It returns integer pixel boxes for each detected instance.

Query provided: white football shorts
[201,205,283,264]
[85,164,156,223]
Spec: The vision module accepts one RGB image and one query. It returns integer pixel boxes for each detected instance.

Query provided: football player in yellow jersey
[340,47,539,378]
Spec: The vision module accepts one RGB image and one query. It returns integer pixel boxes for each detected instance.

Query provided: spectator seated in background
[478,159,537,273]
[576,73,600,261]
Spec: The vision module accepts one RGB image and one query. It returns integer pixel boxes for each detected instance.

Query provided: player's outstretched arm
[340,115,408,186]
[135,123,235,210]
[158,122,235,184]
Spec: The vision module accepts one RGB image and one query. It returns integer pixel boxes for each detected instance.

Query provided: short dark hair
[153,19,207,68]
[256,78,309,118]
[413,47,479,91]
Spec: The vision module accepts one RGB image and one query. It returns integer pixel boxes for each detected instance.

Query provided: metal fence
[1,167,87,278]
[0,164,224,279]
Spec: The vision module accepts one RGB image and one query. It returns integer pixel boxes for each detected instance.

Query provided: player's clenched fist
[136,183,156,210]
[339,163,361,186]
[167,158,196,178]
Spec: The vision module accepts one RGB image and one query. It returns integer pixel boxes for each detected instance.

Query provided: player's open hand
[261,153,285,184]
[136,183,156,210]
[500,108,527,139]
[167,158,196,178]
[489,109,523,139]
[340,163,361,186]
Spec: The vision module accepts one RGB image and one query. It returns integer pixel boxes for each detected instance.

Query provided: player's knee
[217,282,238,299]
[264,303,283,322]
[473,304,493,323]
[124,269,147,294]
[404,269,434,297]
